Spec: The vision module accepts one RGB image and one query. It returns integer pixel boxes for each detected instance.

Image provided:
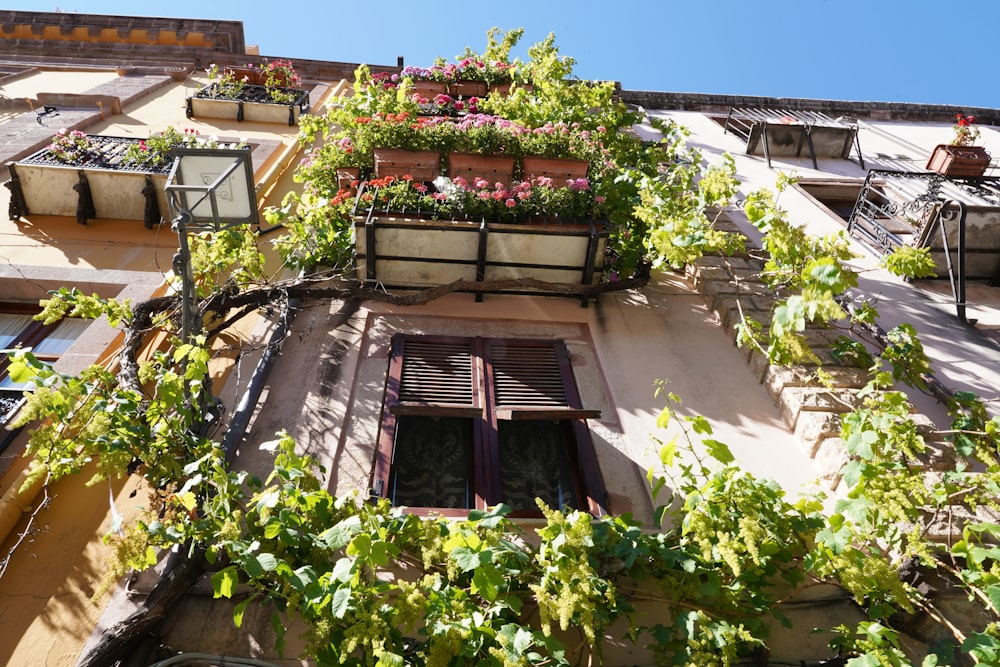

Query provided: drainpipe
[221,293,295,462]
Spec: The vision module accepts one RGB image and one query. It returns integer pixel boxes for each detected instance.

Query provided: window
[1,303,88,451]
[372,335,606,516]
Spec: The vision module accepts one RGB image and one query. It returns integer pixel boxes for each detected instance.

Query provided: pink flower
[505,198,517,208]
[473,177,490,189]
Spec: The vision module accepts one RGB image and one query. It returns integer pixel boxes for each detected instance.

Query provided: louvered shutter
[390,337,482,417]
[487,340,600,421]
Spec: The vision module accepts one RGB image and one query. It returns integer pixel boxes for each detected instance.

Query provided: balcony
[352,181,608,303]
[723,106,864,169]
[847,169,1000,322]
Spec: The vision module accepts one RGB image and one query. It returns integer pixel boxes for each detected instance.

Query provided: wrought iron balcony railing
[847,169,1000,323]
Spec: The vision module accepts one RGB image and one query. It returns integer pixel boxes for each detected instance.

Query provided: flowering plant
[123,126,248,168]
[206,63,248,99]
[516,121,608,164]
[410,92,480,117]
[260,59,302,104]
[206,60,302,104]
[402,58,515,86]
[952,113,981,147]
[353,173,603,224]
[47,129,98,164]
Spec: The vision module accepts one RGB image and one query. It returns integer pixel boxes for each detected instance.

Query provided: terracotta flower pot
[522,156,589,181]
[373,148,441,182]
[337,166,361,194]
[448,152,516,187]
[448,80,488,97]
[411,81,447,97]
[926,144,991,178]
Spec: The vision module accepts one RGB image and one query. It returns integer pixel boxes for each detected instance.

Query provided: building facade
[1,10,999,667]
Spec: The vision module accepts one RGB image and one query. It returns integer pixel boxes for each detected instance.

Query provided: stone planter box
[5,135,171,227]
[353,214,607,292]
[186,83,310,126]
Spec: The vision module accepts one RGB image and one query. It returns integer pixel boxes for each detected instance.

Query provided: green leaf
[255,552,279,572]
[377,652,403,667]
[703,439,734,464]
[963,631,1000,663]
[233,596,253,628]
[451,546,488,572]
[658,436,677,466]
[330,586,351,619]
[987,585,1000,615]
[263,520,283,540]
[320,515,361,550]
[331,557,355,583]
[472,564,502,601]
[6,359,32,384]
[212,566,239,599]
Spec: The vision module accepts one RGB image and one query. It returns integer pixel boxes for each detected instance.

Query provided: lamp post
[164,146,258,343]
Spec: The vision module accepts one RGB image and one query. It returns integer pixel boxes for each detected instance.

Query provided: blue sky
[9,1,1000,109]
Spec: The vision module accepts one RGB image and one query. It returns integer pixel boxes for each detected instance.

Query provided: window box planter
[373,148,441,182]
[5,135,171,227]
[448,152,516,187]
[353,212,607,293]
[186,83,310,126]
[926,144,991,178]
[521,156,589,180]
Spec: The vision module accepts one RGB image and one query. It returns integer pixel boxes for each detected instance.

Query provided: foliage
[881,246,938,279]
[121,126,247,169]
[207,63,248,99]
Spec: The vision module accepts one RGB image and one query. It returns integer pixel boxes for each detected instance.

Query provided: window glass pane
[0,314,34,348]
[390,416,474,509]
[498,420,579,512]
[32,318,88,355]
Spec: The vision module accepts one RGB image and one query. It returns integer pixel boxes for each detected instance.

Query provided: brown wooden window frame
[372,334,607,517]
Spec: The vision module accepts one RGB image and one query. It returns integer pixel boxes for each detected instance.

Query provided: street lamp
[164,146,258,343]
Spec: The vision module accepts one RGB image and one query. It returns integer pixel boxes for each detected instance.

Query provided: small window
[797,180,865,222]
[1,303,87,451]
[373,335,606,517]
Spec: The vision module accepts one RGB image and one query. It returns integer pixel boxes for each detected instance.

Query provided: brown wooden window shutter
[391,337,482,417]
[487,340,601,421]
